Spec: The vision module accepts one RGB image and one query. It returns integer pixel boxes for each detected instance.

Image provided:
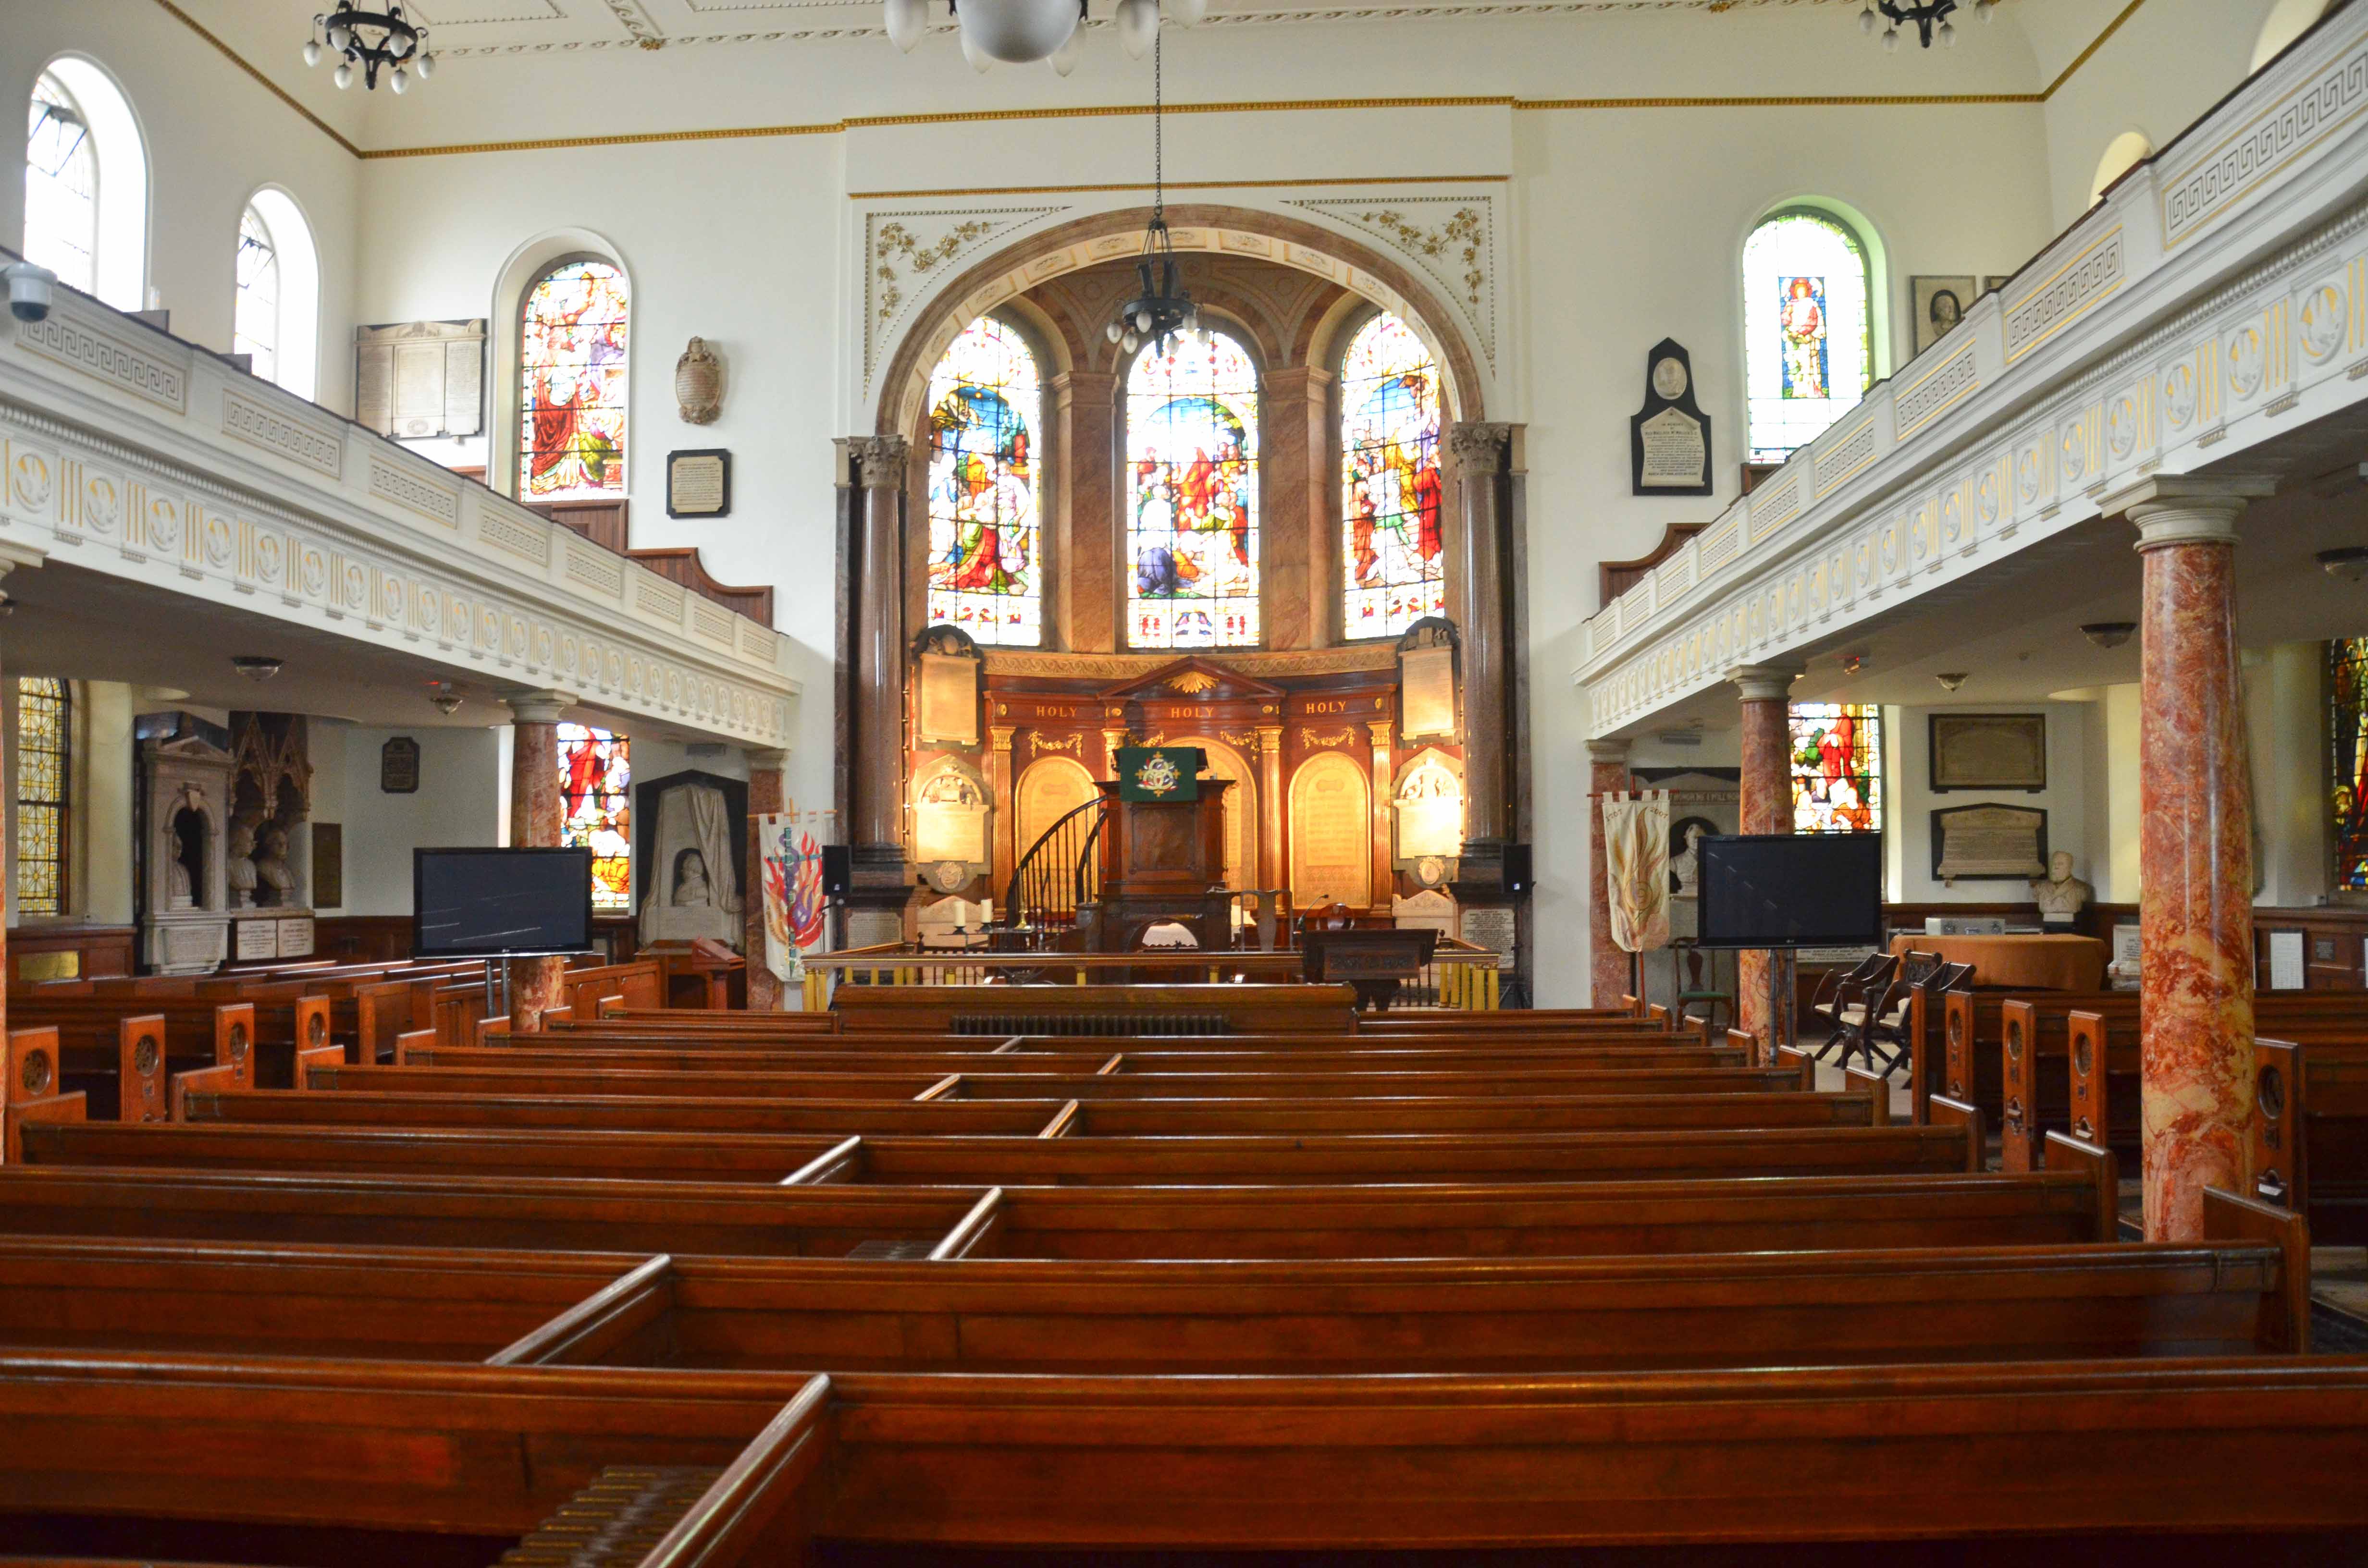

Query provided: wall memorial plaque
[666,448,732,519]
[1393,751,1465,864]
[1290,752,1371,907]
[1931,712,2047,791]
[1629,338,1712,496]
[912,760,990,871]
[1400,643,1457,743]
[380,737,420,795]
[355,319,486,440]
[311,822,343,908]
[1931,802,2048,883]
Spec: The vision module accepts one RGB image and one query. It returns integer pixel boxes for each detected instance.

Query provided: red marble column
[504,690,573,1031]
[743,747,788,1012]
[2117,479,2267,1241]
[1586,738,1632,1007]
[1731,664,1800,1054]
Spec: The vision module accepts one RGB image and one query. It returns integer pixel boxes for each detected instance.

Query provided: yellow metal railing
[791,940,1508,1012]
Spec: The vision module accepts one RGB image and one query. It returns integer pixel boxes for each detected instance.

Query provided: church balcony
[0,272,796,748]
[1577,2,2368,737]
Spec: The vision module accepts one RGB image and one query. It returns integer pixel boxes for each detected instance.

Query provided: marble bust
[226,821,258,908]
[2029,850,2094,923]
[253,825,299,907]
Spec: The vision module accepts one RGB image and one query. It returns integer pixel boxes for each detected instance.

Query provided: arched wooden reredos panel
[1290,749,1372,909]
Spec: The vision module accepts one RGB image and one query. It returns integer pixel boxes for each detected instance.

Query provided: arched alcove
[2090,132,2154,207]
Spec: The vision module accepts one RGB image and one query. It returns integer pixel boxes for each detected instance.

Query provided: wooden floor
[2,980,2367,1565]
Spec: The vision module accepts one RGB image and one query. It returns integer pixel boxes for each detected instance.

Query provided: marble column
[1731,663,1801,1054]
[742,747,789,1012]
[1586,737,1633,1008]
[2110,477,2269,1241]
[1053,371,1119,653]
[1260,366,1333,649]
[847,435,913,948]
[1367,720,1395,910]
[1447,421,1512,896]
[503,689,575,1031]
[1256,724,1285,893]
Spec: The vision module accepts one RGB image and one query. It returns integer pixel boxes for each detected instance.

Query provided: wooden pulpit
[1092,776,1234,951]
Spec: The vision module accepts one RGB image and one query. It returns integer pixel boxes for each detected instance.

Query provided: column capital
[987,724,1017,752]
[500,688,579,725]
[1255,724,1285,755]
[1727,663,1804,704]
[744,747,791,771]
[2101,476,2276,550]
[1365,719,1394,749]
[850,434,911,489]
[1585,737,1633,766]
[1447,421,1512,476]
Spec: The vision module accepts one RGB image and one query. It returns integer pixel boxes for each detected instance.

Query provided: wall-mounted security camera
[3,263,56,324]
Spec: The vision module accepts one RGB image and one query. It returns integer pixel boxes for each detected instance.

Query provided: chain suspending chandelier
[303,2,435,92]
[1106,35,1197,357]
[1859,0,1994,50]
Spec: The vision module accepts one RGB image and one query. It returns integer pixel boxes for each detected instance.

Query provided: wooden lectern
[1091,776,1234,951]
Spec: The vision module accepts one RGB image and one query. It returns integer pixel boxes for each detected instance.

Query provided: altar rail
[796,941,1504,1012]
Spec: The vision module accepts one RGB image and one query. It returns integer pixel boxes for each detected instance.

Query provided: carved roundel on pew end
[2006,1022,2023,1062]
[19,1049,51,1096]
[2259,1064,2286,1123]
[307,1014,327,1048]
[134,1038,159,1076]
[2073,1037,2091,1077]
[231,1024,250,1066]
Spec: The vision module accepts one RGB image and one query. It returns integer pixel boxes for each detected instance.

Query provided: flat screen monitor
[412,847,596,958]
[1696,833,1884,949]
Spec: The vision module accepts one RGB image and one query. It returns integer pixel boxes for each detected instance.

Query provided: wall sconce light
[1935,672,1967,692]
[231,656,284,683]
[2080,623,2136,649]
[2319,546,2368,582]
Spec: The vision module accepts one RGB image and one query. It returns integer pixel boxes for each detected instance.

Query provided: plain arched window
[234,191,321,399]
[2090,132,2153,207]
[1125,327,1261,649]
[518,257,629,500]
[925,317,1043,646]
[2254,0,2330,71]
[1339,312,1444,640]
[22,59,146,311]
[1744,208,1874,464]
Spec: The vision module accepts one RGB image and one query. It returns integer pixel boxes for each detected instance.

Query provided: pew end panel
[1841,1066,1890,1125]
[2000,999,2037,1173]
[2254,1039,2303,1216]
[2203,1184,2313,1354]
[1928,1094,1986,1173]
[2039,1133,2121,1243]
[488,1254,681,1368]
[170,1060,253,1123]
[2,1024,84,1164]
[1943,989,1974,1105]
[2068,1009,2110,1148]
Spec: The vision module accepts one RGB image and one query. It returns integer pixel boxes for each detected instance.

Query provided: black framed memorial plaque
[380,736,421,794]
[1629,338,1713,496]
[666,448,732,519]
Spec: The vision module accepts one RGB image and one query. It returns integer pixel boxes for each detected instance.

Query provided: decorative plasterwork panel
[17,315,188,414]
[2005,227,2123,363]
[863,207,1068,384]
[1286,192,1499,368]
[1893,346,1979,439]
[2161,28,2368,248]
[367,460,461,527]
[221,388,344,478]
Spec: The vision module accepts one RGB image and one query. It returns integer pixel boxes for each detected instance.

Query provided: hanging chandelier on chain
[1859,0,1995,51]
[302,2,435,92]
[1106,34,1197,356]
[885,0,1202,74]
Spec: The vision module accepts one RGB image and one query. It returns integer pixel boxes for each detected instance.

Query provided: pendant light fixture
[304,2,434,91]
[1106,34,1197,358]
[888,0,1195,69]
[1858,0,1994,50]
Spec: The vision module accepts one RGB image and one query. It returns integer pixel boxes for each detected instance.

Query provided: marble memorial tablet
[913,765,989,868]
[915,651,981,748]
[1400,643,1457,742]
[1628,337,1712,496]
[1932,803,2048,882]
[666,449,731,518]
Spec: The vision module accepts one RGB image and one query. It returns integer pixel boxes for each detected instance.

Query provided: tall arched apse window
[1744,208,1873,464]
[1339,312,1444,640]
[233,191,321,399]
[557,723,631,913]
[519,258,629,501]
[21,60,146,311]
[925,317,1043,646]
[1126,327,1261,649]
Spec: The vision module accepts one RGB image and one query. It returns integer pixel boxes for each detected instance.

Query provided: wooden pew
[831,983,1359,1035]
[2250,1036,2368,1243]
[406,1041,1755,1075]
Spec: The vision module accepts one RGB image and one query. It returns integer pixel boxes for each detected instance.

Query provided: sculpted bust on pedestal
[2030,850,2094,924]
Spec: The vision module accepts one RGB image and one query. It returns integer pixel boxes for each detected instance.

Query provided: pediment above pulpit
[1096,657,1288,705]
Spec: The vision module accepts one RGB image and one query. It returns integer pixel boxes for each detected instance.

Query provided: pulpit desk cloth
[1601,789,1672,954]
[1116,746,1206,802]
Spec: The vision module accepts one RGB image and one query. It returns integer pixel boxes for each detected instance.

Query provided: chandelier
[1859,0,1994,50]
[303,2,435,92]
[1106,35,1196,356]
[885,0,1202,73]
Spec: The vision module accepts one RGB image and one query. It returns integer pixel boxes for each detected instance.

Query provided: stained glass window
[557,723,631,913]
[925,318,1041,646]
[233,205,280,384]
[15,677,69,917]
[2331,638,2368,889]
[1788,702,1882,834]
[1745,210,1873,464]
[1126,328,1260,649]
[24,72,97,296]
[519,259,629,501]
[1340,313,1445,639]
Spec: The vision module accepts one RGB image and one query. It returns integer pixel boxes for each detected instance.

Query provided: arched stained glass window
[2331,638,2368,889]
[234,205,281,385]
[1745,209,1873,464]
[926,318,1042,646]
[1127,328,1261,649]
[519,259,629,501]
[24,72,97,296]
[557,723,631,913]
[15,676,70,918]
[1340,313,1444,640]
[1789,702,1882,834]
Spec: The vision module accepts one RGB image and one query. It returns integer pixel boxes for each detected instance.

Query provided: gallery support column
[743,747,789,1012]
[503,689,575,1032]
[1447,421,1513,897]
[1586,738,1632,1009]
[1731,663,1800,1054]
[2109,477,2269,1242]
[848,435,913,948]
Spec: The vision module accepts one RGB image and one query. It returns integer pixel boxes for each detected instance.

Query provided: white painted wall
[317,724,504,917]
[2250,640,2332,909]
[1883,701,2091,904]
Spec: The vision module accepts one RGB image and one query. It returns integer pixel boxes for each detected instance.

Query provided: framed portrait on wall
[1929,712,2047,792]
[1910,276,1978,356]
